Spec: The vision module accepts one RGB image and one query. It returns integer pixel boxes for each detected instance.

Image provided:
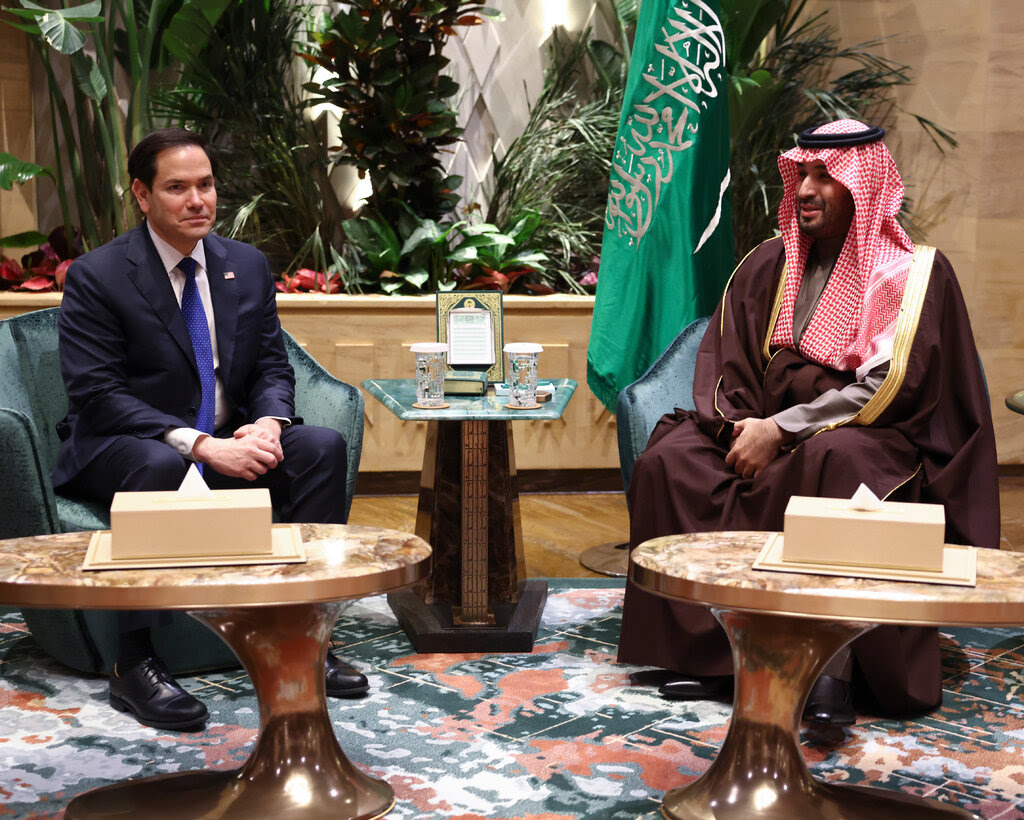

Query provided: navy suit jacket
[53,223,296,488]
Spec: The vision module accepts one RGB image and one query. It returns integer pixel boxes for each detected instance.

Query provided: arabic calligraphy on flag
[606,0,728,248]
[588,0,733,413]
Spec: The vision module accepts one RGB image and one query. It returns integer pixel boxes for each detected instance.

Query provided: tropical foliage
[154,0,342,277]
[485,29,626,294]
[338,206,550,295]
[2,0,232,252]
[0,227,77,292]
[301,1,501,229]
[1,0,956,294]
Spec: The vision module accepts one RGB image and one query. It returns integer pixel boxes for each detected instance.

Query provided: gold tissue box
[783,494,945,572]
[110,488,273,560]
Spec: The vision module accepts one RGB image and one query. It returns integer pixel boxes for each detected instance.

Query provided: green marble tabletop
[362,378,577,421]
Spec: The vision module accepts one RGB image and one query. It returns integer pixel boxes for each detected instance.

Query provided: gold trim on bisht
[855,245,935,425]
[763,261,788,362]
[719,239,773,338]
[787,245,935,438]
[882,464,923,501]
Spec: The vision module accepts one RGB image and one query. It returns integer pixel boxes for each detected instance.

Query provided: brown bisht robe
[618,237,999,715]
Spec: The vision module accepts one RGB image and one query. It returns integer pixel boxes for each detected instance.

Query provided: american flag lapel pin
[224,271,235,280]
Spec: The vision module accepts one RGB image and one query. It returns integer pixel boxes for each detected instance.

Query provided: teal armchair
[616,316,711,495]
[580,316,710,576]
[0,307,363,675]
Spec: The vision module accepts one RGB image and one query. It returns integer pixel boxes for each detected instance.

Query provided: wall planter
[0,292,617,473]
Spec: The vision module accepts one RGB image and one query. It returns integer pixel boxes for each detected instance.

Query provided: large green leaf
[448,245,480,263]
[403,269,429,290]
[330,8,366,43]
[400,220,445,255]
[14,0,103,55]
[70,52,106,102]
[460,223,501,236]
[0,230,50,248]
[0,153,54,190]
[720,0,787,71]
[498,251,548,272]
[587,39,626,91]
[612,0,639,27]
[728,68,779,143]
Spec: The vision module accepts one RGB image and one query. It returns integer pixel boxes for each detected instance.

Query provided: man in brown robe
[617,119,999,723]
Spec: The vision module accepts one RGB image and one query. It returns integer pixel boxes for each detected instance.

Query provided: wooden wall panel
[0,293,614,473]
[273,295,609,473]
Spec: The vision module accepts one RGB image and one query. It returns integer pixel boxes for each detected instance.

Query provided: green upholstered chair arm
[0,407,61,538]
[282,330,364,522]
[616,316,710,497]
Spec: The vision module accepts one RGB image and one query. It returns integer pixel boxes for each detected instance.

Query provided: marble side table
[0,524,431,820]
[362,378,577,652]
[630,531,1024,820]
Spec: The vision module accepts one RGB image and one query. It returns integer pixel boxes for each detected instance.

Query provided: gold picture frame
[436,291,504,383]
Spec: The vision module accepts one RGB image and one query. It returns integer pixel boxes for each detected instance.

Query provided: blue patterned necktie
[179,257,216,464]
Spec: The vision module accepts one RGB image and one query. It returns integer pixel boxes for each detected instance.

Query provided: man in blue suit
[54,128,368,731]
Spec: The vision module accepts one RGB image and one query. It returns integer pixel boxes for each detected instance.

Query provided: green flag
[587,0,734,412]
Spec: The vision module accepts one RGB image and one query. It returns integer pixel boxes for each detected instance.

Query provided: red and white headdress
[770,119,914,378]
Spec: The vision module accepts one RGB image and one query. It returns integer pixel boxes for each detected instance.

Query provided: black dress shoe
[326,650,369,697]
[658,675,733,701]
[802,674,855,726]
[109,657,209,731]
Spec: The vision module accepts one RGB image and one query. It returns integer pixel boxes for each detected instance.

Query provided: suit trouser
[59,425,348,633]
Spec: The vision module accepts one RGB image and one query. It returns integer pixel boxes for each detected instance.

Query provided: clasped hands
[191,418,283,480]
[724,417,786,479]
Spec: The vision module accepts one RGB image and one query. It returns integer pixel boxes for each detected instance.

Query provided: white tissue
[177,463,213,497]
[849,483,883,512]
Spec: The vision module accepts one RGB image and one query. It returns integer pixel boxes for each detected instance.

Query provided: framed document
[436,291,504,382]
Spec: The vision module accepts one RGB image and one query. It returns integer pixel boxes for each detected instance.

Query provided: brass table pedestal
[661,608,978,820]
[626,531,1024,820]
[0,523,430,820]
[66,602,392,820]
[578,541,628,577]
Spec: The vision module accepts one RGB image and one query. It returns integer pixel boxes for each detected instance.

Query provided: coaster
[412,402,450,409]
[504,403,542,410]
[82,524,306,571]
[752,533,976,587]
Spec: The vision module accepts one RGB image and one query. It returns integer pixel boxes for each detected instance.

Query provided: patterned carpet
[2,580,1024,819]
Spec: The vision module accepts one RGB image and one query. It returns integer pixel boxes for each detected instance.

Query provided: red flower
[16,275,56,292]
[0,257,22,282]
[55,259,73,290]
[277,269,340,294]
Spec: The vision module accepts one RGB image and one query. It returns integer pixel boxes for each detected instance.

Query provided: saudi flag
[587,0,734,412]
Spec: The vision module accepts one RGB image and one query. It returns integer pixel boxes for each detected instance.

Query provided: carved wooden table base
[389,418,547,652]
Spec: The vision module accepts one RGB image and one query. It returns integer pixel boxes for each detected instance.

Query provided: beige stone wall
[0,22,35,248]
[804,0,1024,461]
